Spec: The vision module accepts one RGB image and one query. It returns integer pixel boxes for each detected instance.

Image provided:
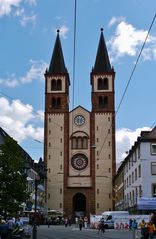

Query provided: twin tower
[44,29,116,218]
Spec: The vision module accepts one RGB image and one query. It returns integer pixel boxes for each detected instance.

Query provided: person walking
[147,221,155,239]
[139,219,148,239]
[132,219,138,239]
[84,216,88,229]
[78,217,83,231]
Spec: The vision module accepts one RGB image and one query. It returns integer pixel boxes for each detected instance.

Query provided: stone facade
[44,30,116,219]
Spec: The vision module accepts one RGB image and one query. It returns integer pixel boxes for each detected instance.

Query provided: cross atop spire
[92,28,112,73]
[49,29,67,74]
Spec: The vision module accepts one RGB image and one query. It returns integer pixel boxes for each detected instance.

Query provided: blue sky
[0,0,156,163]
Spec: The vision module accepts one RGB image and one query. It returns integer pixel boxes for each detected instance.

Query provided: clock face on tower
[71,154,88,170]
[74,115,85,126]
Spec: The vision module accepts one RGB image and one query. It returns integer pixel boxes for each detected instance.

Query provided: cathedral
[44,28,116,218]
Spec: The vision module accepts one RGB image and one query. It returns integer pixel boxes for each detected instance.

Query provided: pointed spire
[93,28,112,73]
[49,29,67,74]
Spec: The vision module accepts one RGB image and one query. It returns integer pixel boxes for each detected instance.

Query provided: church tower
[44,29,116,218]
[44,30,70,211]
[90,28,116,213]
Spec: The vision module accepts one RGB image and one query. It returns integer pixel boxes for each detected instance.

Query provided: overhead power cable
[71,0,77,134]
[72,0,77,111]
[99,13,156,157]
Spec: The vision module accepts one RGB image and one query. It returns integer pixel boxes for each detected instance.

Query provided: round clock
[71,154,88,170]
[74,115,85,126]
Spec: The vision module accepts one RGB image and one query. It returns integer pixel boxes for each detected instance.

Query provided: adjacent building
[114,126,156,213]
[44,29,116,218]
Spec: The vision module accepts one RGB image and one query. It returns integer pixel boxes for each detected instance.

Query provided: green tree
[0,136,30,216]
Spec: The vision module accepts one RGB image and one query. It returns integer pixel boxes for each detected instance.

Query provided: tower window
[51,78,62,91]
[99,96,108,108]
[51,79,56,90]
[98,77,103,90]
[97,77,109,90]
[51,97,61,108]
[103,77,109,89]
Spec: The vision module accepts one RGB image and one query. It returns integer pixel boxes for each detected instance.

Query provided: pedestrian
[84,216,88,229]
[0,217,8,239]
[129,218,133,230]
[64,217,68,227]
[147,221,155,239]
[7,217,15,234]
[15,217,23,228]
[132,219,138,239]
[75,217,78,227]
[139,219,148,239]
[78,217,83,231]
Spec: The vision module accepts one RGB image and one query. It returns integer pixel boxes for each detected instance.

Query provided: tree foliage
[0,136,30,215]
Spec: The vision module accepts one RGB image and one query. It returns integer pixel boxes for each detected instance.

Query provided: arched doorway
[73,193,86,217]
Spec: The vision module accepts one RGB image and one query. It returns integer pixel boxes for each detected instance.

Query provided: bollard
[132,229,135,239]
[32,223,37,239]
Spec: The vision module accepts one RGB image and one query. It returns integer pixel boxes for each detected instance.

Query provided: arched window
[97,77,103,90]
[71,136,88,149]
[57,79,62,90]
[57,98,61,108]
[52,98,56,108]
[99,96,103,107]
[98,77,109,90]
[51,79,57,90]
[83,137,88,149]
[77,137,82,149]
[72,137,77,149]
[99,96,108,108]
[103,77,108,89]
[51,97,61,108]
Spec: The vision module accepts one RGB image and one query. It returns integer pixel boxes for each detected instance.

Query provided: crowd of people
[62,216,89,230]
[0,216,30,239]
[128,217,156,239]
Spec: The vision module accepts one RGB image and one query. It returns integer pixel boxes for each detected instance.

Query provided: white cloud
[116,126,150,163]
[0,77,19,87]
[109,19,156,62]
[0,0,37,27]
[54,25,69,39]
[25,0,37,5]
[0,0,22,17]
[19,12,37,27]
[0,96,44,142]
[20,60,48,83]
[108,16,125,28]
[0,60,48,87]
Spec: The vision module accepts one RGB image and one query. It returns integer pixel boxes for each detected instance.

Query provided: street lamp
[32,158,46,239]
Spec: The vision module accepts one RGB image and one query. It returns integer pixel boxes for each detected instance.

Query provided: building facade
[44,29,116,218]
[114,126,156,213]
